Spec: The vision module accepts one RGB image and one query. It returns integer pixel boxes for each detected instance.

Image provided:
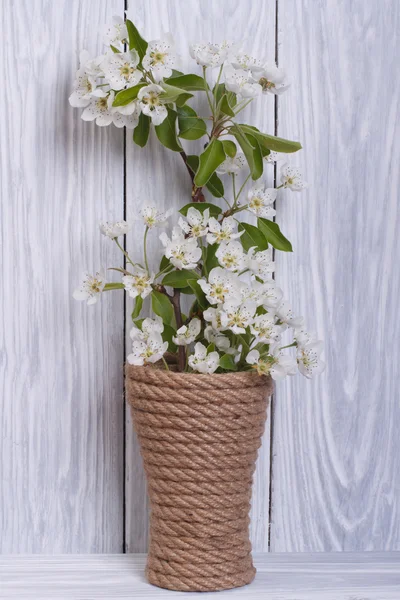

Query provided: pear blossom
[81,92,115,126]
[99,220,131,238]
[216,153,246,176]
[239,278,270,306]
[160,227,201,270]
[230,53,264,76]
[203,306,225,331]
[280,164,308,191]
[294,326,318,348]
[216,241,246,272]
[122,268,154,299]
[111,100,141,129]
[246,346,297,380]
[264,150,285,164]
[275,301,304,329]
[247,184,277,218]
[198,267,239,305]
[142,36,177,81]
[140,206,172,228]
[138,84,168,125]
[220,299,256,334]
[262,281,284,309]
[130,316,164,341]
[69,51,106,108]
[188,342,220,374]
[173,318,201,346]
[204,327,232,352]
[250,313,283,344]
[259,63,290,95]
[104,15,128,49]
[189,41,234,68]
[178,207,210,238]
[73,270,105,305]
[127,334,168,366]
[224,65,262,98]
[297,341,326,379]
[206,216,243,245]
[247,247,275,280]
[102,50,141,90]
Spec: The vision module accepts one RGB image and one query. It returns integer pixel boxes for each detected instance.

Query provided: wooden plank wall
[1,0,399,553]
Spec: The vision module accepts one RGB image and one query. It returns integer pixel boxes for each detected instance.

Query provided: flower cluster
[71,16,323,381]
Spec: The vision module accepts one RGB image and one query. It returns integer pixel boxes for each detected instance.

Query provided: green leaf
[162,270,199,289]
[165,74,208,91]
[151,291,173,324]
[194,139,226,186]
[207,343,216,353]
[222,140,237,158]
[187,279,208,310]
[103,283,124,291]
[175,93,194,107]
[205,243,220,273]
[126,20,148,60]
[113,83,147,107]
[231,124,263,180]
[162,323,177,353]
[179,202,222,218]
[161,82,194,104]
[240,125,302,154]
[170,69,184,78]
[238,223,269,252]
[258,218,293,252]
[177,106,207,140]
[186,155,224,198]
[110,45,121,54]
[213,83,226,105]
[218,94,235,117]
[131,296,143,320]
[133,113,150,147]
[219,354,238,371]
[159,255,173,273]
[155,108,182,152]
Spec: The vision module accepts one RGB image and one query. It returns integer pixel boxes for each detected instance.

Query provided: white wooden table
[1,553,399,599]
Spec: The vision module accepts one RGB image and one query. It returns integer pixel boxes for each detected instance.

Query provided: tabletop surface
[1,553,400,599]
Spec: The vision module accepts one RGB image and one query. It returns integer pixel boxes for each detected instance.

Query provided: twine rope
[126,365,272,592]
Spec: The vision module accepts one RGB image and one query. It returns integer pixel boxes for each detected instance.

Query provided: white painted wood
[271,0,400,550]
[1,553,399,599]
[124,0,277,552]
[0,0,125,551]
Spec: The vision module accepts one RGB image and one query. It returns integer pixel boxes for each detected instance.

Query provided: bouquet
[70,16,325,380]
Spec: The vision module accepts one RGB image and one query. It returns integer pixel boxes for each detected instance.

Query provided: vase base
[146,564,256,592]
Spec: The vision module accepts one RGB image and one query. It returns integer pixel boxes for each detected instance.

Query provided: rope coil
[126,364,272,592]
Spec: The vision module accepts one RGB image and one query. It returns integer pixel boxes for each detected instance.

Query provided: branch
[172,289,186,372]
[180,151,206,203]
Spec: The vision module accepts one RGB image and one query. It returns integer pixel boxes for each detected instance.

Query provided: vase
[125,363,272,592]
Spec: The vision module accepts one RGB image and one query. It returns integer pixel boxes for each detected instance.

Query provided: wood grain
[0,0,125,552]
[1,553,399,599]
[271,0,400,550]
[124,0,277,552]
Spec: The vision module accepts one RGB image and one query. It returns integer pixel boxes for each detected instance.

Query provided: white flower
[297,341,325,379]
[122,268,154,299]
[127,333,168,366]
[224,65,262,98]
[69,51,106,108]
[216,241,246,272]
[259,63,290,95]
[130,316,164,341]
[138,84,168,125]
[142,36,177,82]
[189,41,234,68]
[99,220,131,238]
[178,207,209,238]
[160,227,202,270]
[140,206,172,228]
[204,327,232,352]
[188,342,220,374]
[203,306,225,332]
[264,151,285,164]
[173,318,201,346]
[104,15,128,49]
[239,279,269,306]
[216,153,246,175]
[220,299,256,334]
[250,313,283,344]
[206,216,243,245]
[262,281,284,309]
[230,53,264,76]
[73,270,105,305]
[246,347,297,380]
[81,91,115,126]
[247,247,275,280]
[111,100,141,129]
[294,326,318,348]
[275,301,304,328]
[280,164,308,191]
[102,50,141,91]
[247,184,277,218]
[198,267,239,305]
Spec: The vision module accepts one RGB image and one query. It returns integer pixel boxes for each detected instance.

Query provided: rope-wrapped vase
[126,364,273,592]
